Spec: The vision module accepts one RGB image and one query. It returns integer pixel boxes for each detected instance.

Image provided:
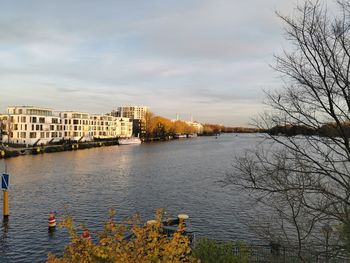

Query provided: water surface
[0,133,265,262]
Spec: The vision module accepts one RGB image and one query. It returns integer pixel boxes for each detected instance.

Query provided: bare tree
[226,0,350,259]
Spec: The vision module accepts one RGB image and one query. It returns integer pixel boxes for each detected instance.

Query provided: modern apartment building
[59,111,91,141]
[3,106,62,145]
[0,106,133,145]
[89,115,132,139]
[111,106,149,136]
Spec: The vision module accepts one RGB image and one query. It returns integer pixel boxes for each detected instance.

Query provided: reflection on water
[0,134,264,262]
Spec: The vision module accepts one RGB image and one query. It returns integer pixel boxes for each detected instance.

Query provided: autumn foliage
[144,112,197,140]
[47,209,198,263]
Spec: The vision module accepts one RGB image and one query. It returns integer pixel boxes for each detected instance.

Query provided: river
[0,133,266,262]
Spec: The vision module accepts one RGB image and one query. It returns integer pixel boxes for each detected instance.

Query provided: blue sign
[1,174,9,190]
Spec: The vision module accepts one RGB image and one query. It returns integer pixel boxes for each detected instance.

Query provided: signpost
[2,173,9,221]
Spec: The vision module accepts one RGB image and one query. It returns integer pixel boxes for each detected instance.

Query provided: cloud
[0,0,298,125]
[56,87,80,93]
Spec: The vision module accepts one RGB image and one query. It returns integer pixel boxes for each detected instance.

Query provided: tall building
[111,106,148,137]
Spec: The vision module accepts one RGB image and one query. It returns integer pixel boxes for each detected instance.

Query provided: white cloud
[0,0,303,125]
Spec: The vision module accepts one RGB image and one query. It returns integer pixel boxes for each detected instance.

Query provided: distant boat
[174,134,187,139]
[118,137,142,145]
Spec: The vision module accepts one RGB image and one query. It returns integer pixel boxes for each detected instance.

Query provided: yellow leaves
[144,112,196,139]
[47,209,199,263]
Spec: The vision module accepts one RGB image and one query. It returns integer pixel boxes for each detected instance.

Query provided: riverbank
[0,139,120,159]
[0,134,203,159]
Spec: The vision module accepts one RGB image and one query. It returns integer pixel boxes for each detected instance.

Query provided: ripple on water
[0,134,265,262]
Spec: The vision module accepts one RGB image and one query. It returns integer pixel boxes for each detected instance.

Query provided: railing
[237,244,350,263]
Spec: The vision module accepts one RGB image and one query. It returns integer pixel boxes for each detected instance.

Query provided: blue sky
[0,0,299,126]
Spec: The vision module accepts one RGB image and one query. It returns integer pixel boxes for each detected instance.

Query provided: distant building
[0,114,9,143]
[111,106,149,137]
[186,121,204,134]
[4,106,62,145]
[59,111,91,141]
[1,106,133,145]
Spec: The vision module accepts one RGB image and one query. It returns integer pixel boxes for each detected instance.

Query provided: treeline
[202,124,262,135]
[143,113,264,139]
[267,123,350,137]
[144,113,197,140]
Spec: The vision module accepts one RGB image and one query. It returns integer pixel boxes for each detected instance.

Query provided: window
[21,132,26,138]
[14,124,18,130]
[39,117,45,123]
[36,125,40,130]
[73,120,79,125]
[40,132,45,138]
[52,118,58,124]
[32,117,37,123]
[18,109,23,114]
[21,116,26,122]
[29,132,36,138]
[50,125,54,131]
[46,132,50,138]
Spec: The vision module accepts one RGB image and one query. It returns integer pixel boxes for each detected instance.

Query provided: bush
[47,209,198,263]
[192,238,252,263]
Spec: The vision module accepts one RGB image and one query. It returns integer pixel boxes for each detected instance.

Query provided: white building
[59,111,91,141]
[111,106,148,136]
[186,121,204,134]
[1,106,133,145]
[4,106,63,145]
[113,106,149,120]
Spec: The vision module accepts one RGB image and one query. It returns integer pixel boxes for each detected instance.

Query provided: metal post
[3,190,9,221]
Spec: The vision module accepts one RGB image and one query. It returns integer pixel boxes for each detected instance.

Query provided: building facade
[186,121,204,134]
[111,106,148,137]
[0,106,133,145]
[3,106,62,145]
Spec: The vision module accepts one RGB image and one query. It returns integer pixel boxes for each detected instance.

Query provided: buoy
[48,212,56,231]
[36,147,41,153]
[178,214,189,220]
[0,150,5,158]
[76,144,79,149]
[82,229,92,241]
[178,214,189,228]
[99,142,102,146]
[71,144,75,150]
[146,219,157,225]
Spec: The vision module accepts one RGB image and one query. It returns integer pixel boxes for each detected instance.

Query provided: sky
[0,0,301,126]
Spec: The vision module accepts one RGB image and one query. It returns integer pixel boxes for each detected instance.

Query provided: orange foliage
[47,209,198,263]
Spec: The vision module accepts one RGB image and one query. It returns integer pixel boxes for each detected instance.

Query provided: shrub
[47,209,198,263]
[192,238,252,263]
